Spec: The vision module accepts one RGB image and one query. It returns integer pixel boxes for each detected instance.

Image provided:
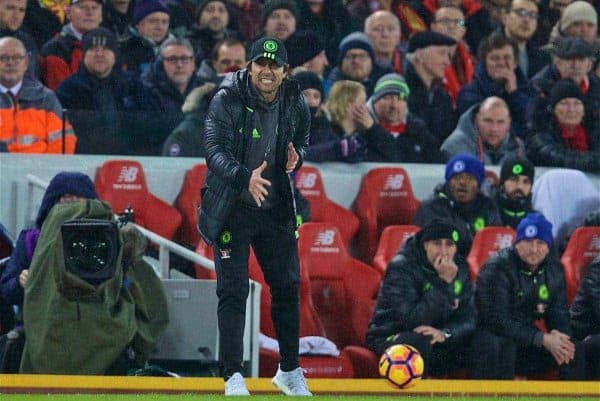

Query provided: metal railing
[25,173,215,278]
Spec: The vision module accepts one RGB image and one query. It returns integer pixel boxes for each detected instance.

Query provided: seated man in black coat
[366,219,476,378]
[413,153,502,255]
[472,212,586,379]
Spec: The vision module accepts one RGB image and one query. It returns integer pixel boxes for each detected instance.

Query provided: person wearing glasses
[55,28,141,154]
[430,6,474,105]
[132,37,198,155]
[0,0,39,79]
[327,31,392,97]
[0,37,75,153]
[119,0,173,77]
[365,73,444,162]
[498,0,549,78]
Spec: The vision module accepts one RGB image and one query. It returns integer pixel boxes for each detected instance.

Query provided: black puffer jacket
[527,115,600,172]
[476,247,572,348]
[366,233,476,348]
[198,70,310,244]
[570,257,600,340]
[412,183,502,255]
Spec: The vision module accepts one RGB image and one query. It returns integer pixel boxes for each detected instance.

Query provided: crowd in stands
[1,0,600,381]
[0,0,598,168]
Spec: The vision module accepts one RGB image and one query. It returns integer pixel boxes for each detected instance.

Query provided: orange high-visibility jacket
[0,79,76,153]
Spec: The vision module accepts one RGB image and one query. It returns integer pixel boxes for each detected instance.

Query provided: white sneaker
[272,366,312,396]
[224,373,250,396]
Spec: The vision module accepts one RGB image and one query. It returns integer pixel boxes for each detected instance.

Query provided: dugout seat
[561,226,600,305]
[372,225,420,274]
[467,227,516,281]
[174,164,207,247]
[298,222,381,376]
[248,249,354,378]
[294,166,359,246]
[95,160,182,240]
[352,167,420,262]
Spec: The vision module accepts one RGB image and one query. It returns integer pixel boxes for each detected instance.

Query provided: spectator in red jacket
[39,0,102,90]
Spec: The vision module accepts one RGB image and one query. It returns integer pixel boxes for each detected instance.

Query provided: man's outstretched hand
[249,161,271,207]
[286,142,299,173]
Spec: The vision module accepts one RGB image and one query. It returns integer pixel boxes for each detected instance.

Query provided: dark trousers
[470,329,587,380]
[371,331,470,377]
[582,334,600,379]
[213,207,300,378]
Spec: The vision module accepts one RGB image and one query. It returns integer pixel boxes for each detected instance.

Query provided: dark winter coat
[570,257,600,340]
[441,103,526,164]
[39,25,83,90]
[130,58,200,155]
[495,191,534,229]
[55,65,142,154]
[526,114,600,172]
[198,70,310,244]
[528,65,600,132]
[413,183,502,255]
[476,247,572,347]
[457,63,535,137]
[101,2,133,37]
[363,104,444,163]
[405,61,456,144]
[119,27,174,77]
[366,232,476,347]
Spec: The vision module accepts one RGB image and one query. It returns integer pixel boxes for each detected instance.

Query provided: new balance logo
[590,236,600,251]
[117,166,138,183]
[384,174,404,190]
[297,173,317,189]
[315,230,335,246]
[494,234,514,250]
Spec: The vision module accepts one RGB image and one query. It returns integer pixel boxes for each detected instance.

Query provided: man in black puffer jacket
[472,212,586,380]
[366,219,476,377]
[570,256,600,379]
[413,154,502,255]
[198,36,311,396]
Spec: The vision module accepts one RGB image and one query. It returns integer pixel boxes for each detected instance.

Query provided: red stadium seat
[297,223,381,376]
[295,166,359,246]
[194,238,216,279]
[561,227,600,305]
[174,164,207,247]
[372,225,420,274]
[249,249,354,378]
[352,167,420,262]
[95,160,182,240]
[467,227,516,281]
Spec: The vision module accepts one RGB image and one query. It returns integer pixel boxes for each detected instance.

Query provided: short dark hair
[477,31,519,63]
[211,38,245,61]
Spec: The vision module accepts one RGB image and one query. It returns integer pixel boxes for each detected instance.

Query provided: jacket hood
[181,82,216,113]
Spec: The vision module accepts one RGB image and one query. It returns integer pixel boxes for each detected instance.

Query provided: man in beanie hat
[186,0,237,63]
[364,72,444,162]
[528,36,600,131]
[0,172,98,308]
[441,96,526,164]
[472,212,586,380]
[413,153,502,255]
[327,31,392,97]
[39,0,103,90]
[199,35,311,395]
[55,27,141,154]
[261,0,298,41]
[495,156,535,228]
[367,218,476,378]
[405,30,457,143]
[555,0,597,44]
[119,0,172,77]
[528,79,600,172]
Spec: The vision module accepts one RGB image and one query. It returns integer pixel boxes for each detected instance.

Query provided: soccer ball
[378,344,424,388]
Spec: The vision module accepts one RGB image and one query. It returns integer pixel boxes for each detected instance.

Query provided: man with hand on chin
[367,219,476,378]
[199,36,311,396]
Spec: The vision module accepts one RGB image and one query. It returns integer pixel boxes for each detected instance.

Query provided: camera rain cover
[61,219,120,285]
